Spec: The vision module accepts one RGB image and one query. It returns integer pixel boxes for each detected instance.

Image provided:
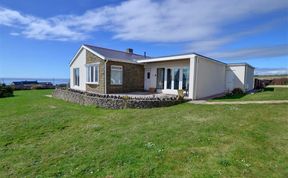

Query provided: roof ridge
[84,44,146,57]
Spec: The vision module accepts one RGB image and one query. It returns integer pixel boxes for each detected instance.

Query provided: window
[174,68,180,89]
[156,68,165,89]
[87,64,99,84]
[166,68,172,89]
[182,67,189,90]
[73,68,80,86]
[147,72,150,79]
[111,65,123,85]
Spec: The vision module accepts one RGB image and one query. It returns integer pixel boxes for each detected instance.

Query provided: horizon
[0,0,287,78]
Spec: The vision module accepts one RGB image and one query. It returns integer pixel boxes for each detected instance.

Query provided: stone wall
[106,61,144,94]
[52,88,183,109]
[86,50,105,93]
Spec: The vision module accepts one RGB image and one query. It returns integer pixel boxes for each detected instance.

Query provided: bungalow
[69,44,254,100]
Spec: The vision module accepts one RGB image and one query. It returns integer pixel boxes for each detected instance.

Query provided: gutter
[104,59,108,94]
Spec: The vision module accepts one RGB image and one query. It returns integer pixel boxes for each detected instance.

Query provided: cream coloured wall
[226,65,254,91]
[226,66,245,90]
[144,59,190,94]
[70,48,87,91]
[245,66,254,91]
[194,56,226,99]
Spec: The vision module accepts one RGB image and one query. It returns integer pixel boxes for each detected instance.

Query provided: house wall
[70,48,87,91]
[195,56,226,99]
[225,66,245,91]
[144,59,190,94]
[85,50,106,93]
[225,65,254,92]
[245,66,254,91]
[106,61,144,93]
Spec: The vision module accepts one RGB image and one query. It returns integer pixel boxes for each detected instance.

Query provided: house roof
[84,44,149,63]
[70,44,253,68]
[137,52,227,65]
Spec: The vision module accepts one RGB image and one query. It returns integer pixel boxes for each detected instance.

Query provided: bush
[231,88,244,95]
[0,85,14,98]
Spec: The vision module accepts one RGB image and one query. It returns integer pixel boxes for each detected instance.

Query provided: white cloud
[186,19,285,52]
[208,44,288,60]
[0,0,287,41]
[255,68,288,75]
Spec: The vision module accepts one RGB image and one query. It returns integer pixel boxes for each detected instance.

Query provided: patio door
[156,68,165,89]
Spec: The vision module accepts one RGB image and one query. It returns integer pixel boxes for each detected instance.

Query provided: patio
[109,91,177,98]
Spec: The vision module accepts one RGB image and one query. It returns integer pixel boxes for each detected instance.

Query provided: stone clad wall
[52,88,183,109]
[106,61,144,94]
[86,50,106,93]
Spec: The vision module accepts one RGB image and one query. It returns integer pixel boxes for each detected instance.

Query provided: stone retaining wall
[52,88,183,109]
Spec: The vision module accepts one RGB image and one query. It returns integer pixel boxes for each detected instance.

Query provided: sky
[0,0,287,78]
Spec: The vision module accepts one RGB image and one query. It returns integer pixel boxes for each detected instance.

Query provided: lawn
[0,90,287,177]
[211,87,288,101]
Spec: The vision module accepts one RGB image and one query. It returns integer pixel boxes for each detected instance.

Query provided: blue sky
[0,0,287,78]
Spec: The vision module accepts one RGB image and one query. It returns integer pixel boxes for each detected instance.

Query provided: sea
[0,78,69,85]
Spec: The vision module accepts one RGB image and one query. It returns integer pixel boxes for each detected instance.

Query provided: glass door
[166,68,172,89]
[156,68,165,89]
[174,68,180,89]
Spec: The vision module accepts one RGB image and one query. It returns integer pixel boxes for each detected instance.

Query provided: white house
[70,44,255,100]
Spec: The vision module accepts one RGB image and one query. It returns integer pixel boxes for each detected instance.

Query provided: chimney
[126,48,133,54]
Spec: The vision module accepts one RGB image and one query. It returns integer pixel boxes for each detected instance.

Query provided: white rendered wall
[245,66,254,91]
[226,66,245,90]
[70,48,87,91]
[195,56,226,99]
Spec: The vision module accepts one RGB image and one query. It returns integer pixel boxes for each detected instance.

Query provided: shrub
[231,88,244,95]
[0,85,14,98]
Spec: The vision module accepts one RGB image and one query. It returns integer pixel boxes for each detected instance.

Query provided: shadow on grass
[212,87,275,100]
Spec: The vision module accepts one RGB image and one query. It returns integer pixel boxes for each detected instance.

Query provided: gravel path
[189,100,288,105]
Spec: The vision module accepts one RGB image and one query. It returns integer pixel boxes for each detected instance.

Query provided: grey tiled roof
[84,44,149,63]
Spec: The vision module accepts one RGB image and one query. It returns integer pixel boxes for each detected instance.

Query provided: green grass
[211,87,288,101]
[0,90,287,177]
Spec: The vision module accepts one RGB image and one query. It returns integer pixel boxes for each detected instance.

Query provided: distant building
[11,81,54,90]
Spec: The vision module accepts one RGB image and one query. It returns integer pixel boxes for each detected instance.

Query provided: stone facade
[53,88,183,109]
[84,51,145,94]
[86,50,105,93]
[106,61,144,94]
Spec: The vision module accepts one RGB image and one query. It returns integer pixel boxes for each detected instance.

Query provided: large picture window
[111,65,123,85]
[174,68,180,89]
[73,68,80,86]
[182,67,189,90]
[87,64,99,84]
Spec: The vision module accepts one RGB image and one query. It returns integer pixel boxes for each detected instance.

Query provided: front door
[144,68,151,90]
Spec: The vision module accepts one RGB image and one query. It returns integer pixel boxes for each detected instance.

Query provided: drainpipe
[104,59,108,94]
[193,56,198,99]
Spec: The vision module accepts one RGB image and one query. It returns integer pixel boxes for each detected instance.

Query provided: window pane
[167,68,172,89]
[95,65,98,82]
[74,68,79,86]
[88,67,91,82]
[174,68,180,89]
[182,67,189,90]
[91,66,94,82]
[156,68,165,89]
[111,66,123,85]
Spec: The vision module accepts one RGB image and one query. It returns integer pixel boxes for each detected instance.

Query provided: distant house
[11,81,54,90]
[69,44,254,99]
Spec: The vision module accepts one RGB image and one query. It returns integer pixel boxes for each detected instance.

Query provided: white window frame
[73,68,80,86]
[110,65,123,85]
[86,63,100,84]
